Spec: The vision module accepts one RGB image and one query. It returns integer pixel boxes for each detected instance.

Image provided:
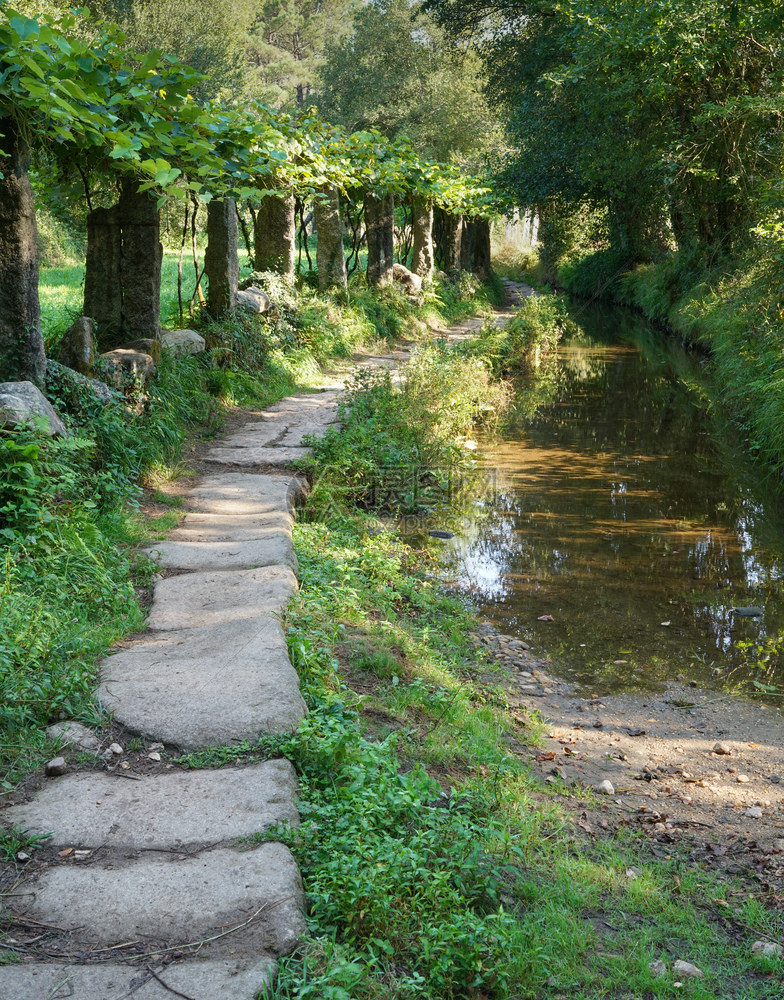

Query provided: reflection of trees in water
[450,303,784,689]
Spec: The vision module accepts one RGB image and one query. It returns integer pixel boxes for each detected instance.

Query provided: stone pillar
[0,115,45,384]
[253,193,296,279]
[411,196,434,279]
[364,192,395,285]
[460,218,476,271]
[472,218,493,282]
[84,206,123,344]
[315,187,347,291]
[441,212,463,273]
[117,178,163,341]
[205,198,239,317]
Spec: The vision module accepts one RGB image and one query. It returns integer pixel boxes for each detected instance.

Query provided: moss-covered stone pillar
[472,218,493,282]
[254,193,296,279]
[460,218,476,271]
[411,196,434,279]
[441,211,463,273]
[84,206,122,343]
[315,187,347,291]
[117,178,163,341]
[0,115,45,384]
[205,198,239,317]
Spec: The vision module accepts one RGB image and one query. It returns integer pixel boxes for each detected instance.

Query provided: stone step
[0,957,277,1000]
[163,510,293,542]
[4,760,298,850]
[204,444,312,467]
[185,472,307,517]
[99,619,306,749]
[146,566,298,631]
[10,843,304,957]
[144,531,297,572]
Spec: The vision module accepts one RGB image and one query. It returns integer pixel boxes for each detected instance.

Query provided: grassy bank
[0,262,501,792]
[266,350,782,998]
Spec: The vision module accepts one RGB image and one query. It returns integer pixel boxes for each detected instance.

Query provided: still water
[448,304,784,694]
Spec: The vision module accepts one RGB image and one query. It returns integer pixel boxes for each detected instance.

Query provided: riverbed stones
[5,760,299,849]
[99,618,305,749]
[0,959,277,1000]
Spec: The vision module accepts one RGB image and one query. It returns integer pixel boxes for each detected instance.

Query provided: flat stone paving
[0,288,531,998]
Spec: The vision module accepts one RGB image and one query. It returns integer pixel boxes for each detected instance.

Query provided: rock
[596,780,615,795]
[744,806,763,819]
[160,328,206,357]
[58,316,96,374]
[752,941,783,957]
[45,757,67,777]
[737,774,750,783]
[713,742,732,754]
[672,960,703,979]
[108,743,123,755]
[392,262,423,294]
[97,349,156,383]
[731,606,764,617]
[147,752,161,762]
[237,286,272,314]
[46,721,100,753]
[16,851,30,862]
[429,529,454,539]
[123,339,162,362]
[0,381,67,436]
[45,359,116,404]
[648,960,667,977]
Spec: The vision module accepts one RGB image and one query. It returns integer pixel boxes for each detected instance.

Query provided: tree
[316,0,501,163]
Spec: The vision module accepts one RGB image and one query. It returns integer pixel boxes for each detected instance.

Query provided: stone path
[0,280,530,999]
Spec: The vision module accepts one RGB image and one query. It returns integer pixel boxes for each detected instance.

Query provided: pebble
[745,806,763,819]
[148,752,161,762]
[45,756,67,777]
[109,742,124,755]
[673,960,704,979]
[648,960,667,977]
[16,851,30,862]
[148,742,164,752]
[713,742,731,755]
[752,941,783,957]
[46,720,101,753]
[736,773,750,783]
[596,780,615,795]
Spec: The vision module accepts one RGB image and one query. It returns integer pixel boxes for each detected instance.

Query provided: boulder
[58,317,96,375]
[237,286,272,314]
[97,349,156,384]
[392,262,423,294]
[123,339,162,362]
[0,381,67,436]
[161,328,206,357]
[46,359,116,405]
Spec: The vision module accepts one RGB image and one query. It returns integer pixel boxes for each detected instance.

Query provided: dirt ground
[476,624,784,904]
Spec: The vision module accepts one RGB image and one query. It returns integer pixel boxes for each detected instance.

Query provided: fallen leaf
[58,848,73,857]
[535,751,556,762]
[538,614,555,621]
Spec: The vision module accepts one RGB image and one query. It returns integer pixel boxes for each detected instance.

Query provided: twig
[145,966,197,1000]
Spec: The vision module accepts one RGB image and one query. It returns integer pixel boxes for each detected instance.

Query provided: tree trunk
[411,196,434,278]
[381,193,394,282]
[441,212,463,273]
[205,198,239,317]
[460,218,475,271]
[315,187,347,291]
[472,219,493,282]
[84,206,122,343]
[0,115,45,384]
[253,193,296,278]
[117,178,162,341]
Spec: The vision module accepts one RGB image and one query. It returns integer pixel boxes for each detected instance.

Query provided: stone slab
[185,472,307,516]
[0,958,276,1000]
[204,445,312,467]
[147,566,298,631]
[264,391,339,413]
[99,619,306,749]
[167,511,292,542]
[144,534,296,573]
[4,760,299,849]
[16,843,305,955]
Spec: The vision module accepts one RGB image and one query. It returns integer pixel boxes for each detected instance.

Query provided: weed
[0,825,52,861]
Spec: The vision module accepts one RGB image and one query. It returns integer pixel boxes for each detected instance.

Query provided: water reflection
[449,305,784,693]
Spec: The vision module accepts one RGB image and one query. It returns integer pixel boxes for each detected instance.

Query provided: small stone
[745,806,763,819]
[45,757,67,777]
[596,780,615,795]
[752,941,783,957]
[672,960,704,979]
[648,960,667,977]
[16,851,30,862]
[109,743,124,755]
[148,742,164,751]
[713,742,732,755]
[119,761,132,770]
[737,774,750,783]
[148,752,161,762]
[47,721,101,753]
